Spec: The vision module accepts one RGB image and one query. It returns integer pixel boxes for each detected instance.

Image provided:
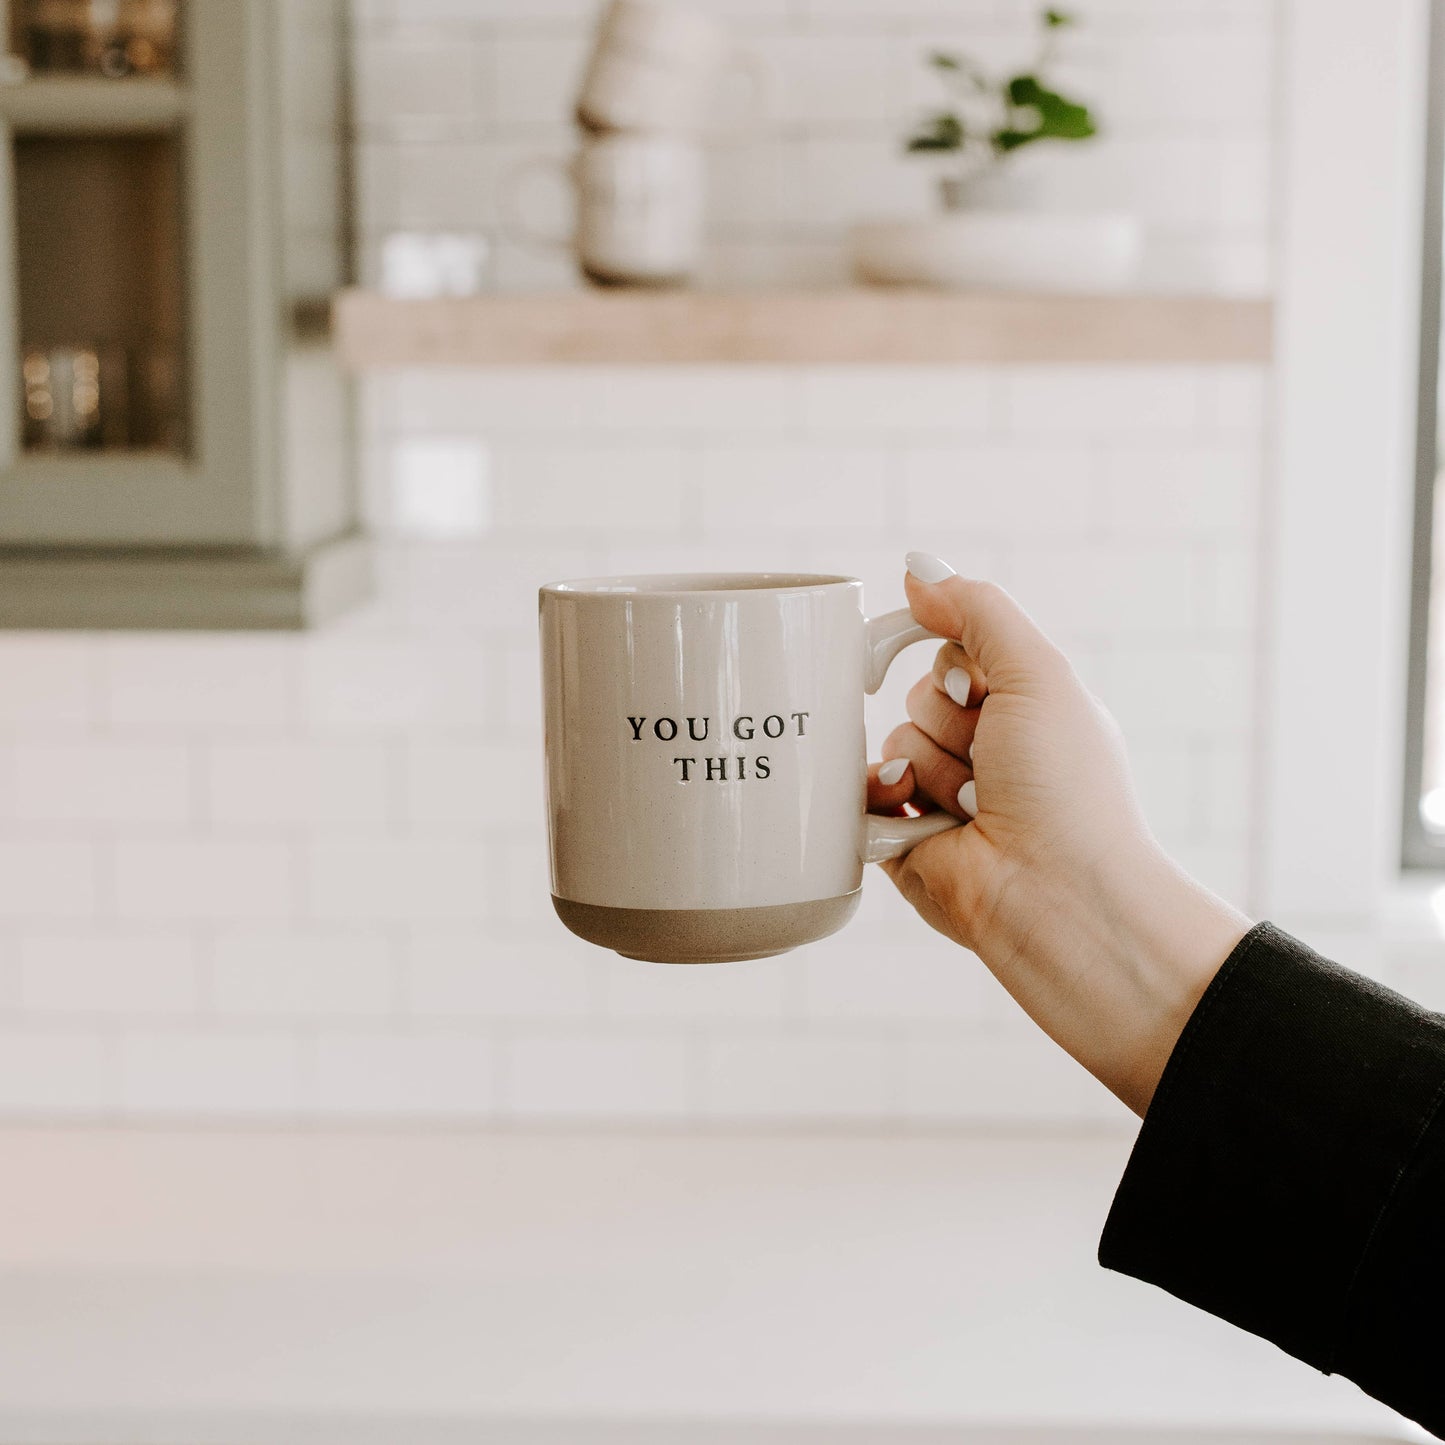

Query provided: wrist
[1101,845,1253,1113]
[976,837,1251,1117]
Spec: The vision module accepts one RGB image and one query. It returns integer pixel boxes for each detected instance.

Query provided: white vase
[850,210,1143,292]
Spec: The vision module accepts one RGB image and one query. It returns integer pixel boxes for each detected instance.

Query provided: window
[1404,0,1445,865]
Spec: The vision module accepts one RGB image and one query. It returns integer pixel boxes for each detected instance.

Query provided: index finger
[903,558,1066,696]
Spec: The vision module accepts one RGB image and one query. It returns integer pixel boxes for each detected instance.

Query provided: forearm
[977,840,1252,1115]
[1099,923,1445,1436]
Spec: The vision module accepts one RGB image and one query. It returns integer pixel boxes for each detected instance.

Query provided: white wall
[0,0,1277,1125]
[352,0,1274,294]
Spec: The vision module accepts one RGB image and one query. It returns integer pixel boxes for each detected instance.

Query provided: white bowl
[850,212,1143,292]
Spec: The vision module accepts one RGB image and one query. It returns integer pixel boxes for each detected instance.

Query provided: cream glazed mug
[540,573,961,964]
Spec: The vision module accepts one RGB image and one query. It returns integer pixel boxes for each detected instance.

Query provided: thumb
[903,552,1062,695]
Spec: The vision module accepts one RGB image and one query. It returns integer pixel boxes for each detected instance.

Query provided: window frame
[1403,0,1445,869]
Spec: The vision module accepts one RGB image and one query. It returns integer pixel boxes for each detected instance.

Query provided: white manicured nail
[906,551,957,585]
[957,780,977,817]
[966,740,974,765]
[878,757,909,786]
[943,667,971,706]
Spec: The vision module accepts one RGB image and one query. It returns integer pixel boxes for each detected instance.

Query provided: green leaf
[1007,74,1046,107]
[994,128,1039,154]
[930,51,962,69]
[999,73,1097,146]
[1043,8,1075,27]
[905,112,966,152]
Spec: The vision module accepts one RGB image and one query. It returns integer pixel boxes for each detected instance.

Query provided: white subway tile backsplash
[1106,645,1255,740]
[0,0,1278,1125]
[353,32,485,137]
[1199,739,1256,843]
[357,141,502,231]
[600,951,792,1021]
[1124,742,1202,842]
[1200,366,1270,436]
[592,369,797,435]
[786,137,935,235]
[697,445,891,532]
[904,444,1097,537]
[1101,445,1261,535]
[0,839,97,920]
[118,1030,303,1117]
[1197,541,1260,633]
[114,840,297,922]
[799,931,986,1023]
[299,639,490,730]
[0,1030,113,1114]
[1001,366,1204,435]
[204,741,392,828]
[101,638,295,731]
[403,741,543,827]
[755,33,898,126]
[1167,840,1252,911]
[701,240,853,289]
[407,927,593,1019]
[391,540,592,637]
[703,1032,892,1121]
[18,933,198,1016]
[1099,35,1271,127]
[899,1027,1091,1124]
[0,636,93,726]
[492,33,591,129]
[10,742,192,826]
[313,1031,498,1116]
[1216,138,1273,232]
[307,837,492,921]
[210,930,396,1018]
[707,142,787,240]
[495,830,556,924]
[493,445,688,533]
[506,1032,693,1119]
[797,368,994,436]
[1005,542,1200,638]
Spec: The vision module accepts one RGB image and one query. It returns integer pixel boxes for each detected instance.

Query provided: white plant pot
[849,211,1143,292]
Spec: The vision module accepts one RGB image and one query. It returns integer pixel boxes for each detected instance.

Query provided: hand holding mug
[869,552,1251,1115]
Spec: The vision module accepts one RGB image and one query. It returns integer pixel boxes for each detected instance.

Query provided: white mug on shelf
[502,133,704,287]
[576,0,760,135]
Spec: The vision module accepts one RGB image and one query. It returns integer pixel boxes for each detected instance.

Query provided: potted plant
[849,6,1141,291]
[907,8,1097,211]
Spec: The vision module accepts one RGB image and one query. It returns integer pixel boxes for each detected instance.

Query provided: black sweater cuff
[1099,921,1445,1430]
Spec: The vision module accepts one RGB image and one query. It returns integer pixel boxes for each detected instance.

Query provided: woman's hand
[867,551,1252,1116]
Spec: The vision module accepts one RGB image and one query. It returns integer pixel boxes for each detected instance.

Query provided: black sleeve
[1099,921,1445,1438]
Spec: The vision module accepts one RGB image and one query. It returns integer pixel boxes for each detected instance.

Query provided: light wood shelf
[333,288,1273,368]
[0,76,186,133]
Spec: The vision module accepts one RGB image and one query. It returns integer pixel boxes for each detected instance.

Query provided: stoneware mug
[502,133,704,287]
[576,0,761,135]
[540,573,961,964]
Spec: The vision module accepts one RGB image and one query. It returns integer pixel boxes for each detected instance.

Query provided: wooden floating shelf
[0,76,187,133]
[333,288,1273,368]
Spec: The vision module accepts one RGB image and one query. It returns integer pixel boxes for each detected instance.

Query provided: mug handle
[860,607,966,865]
[499,155,577,252]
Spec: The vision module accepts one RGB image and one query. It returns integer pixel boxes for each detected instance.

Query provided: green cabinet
[0,0,369,627]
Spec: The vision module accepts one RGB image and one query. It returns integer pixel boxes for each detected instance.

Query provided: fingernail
[957,779,977,817]
[943,667,971,706]
[878,757,909,786]
[906,551,957,585]
[966,740,974,765]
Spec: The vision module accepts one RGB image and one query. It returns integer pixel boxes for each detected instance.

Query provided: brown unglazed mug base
[551,890,862,964]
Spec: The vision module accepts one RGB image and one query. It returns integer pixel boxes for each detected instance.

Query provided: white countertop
[0,1128,1419,1444]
